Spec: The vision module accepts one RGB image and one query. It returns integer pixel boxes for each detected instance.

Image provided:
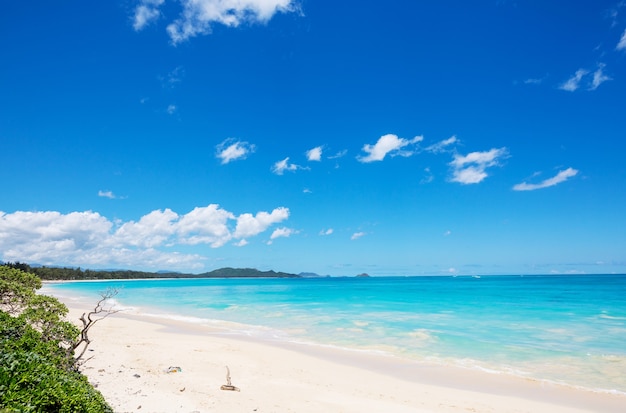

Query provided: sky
[1,0,626,276]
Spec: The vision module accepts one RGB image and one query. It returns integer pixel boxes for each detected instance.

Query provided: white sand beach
[62,302,625,413]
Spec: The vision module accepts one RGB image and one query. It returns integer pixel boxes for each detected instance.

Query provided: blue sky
[1,0,625,276]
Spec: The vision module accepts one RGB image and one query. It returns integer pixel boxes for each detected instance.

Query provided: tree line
[2,262,300,280]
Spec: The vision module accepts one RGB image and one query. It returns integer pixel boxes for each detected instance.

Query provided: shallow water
[45,274,626,394]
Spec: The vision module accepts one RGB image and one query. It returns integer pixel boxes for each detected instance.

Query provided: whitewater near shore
[59,302,624,413]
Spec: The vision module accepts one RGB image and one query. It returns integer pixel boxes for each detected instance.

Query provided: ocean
[44,274,626,395]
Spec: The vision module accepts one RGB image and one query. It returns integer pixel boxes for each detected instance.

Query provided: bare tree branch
[72,288,121,367]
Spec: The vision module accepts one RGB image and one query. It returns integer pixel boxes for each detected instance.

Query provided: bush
[0,266,113,412]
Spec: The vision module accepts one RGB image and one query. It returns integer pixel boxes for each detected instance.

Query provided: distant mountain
[299,272,331,278]
[199,267,299,278]
[2,262,299,280]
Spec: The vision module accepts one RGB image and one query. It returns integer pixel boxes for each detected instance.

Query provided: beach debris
[133,374,141,378]
[166,366,182,373]
[220,365,240,391]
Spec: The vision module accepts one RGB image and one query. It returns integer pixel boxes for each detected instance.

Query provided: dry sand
[61,302,625,413]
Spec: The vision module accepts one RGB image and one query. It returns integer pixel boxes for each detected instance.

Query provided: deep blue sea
[44,275,626,394]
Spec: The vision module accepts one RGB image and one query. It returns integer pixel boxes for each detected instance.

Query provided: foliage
[0,266,41,315]
[0,265,112,412]
[3,261,299,280]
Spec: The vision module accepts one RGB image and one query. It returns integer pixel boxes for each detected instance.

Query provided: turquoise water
[45,275,626,394]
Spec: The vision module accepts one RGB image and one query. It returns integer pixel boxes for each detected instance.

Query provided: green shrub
[0,265,113,412]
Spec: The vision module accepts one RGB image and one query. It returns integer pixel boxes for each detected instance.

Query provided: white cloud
[357,134,423,163]
[98,190,116,199]
[176,205,234,247]
[559,65,611,92]
[216,139,256,164]
[351,231,366,240]
[426,136,458,154]
[0,205,289,271]
[449,147,508,184]
[617,28,626,50]
[523,77,543,85]
[444,230,452,236]
[269,227,296,243]
[161,66,185,88]
[233,207,290,238]
[133,0,165,31]
[167,104,177,114]
[272,157,306,175]
[234,239,248,247]
[306,146,323,161]
[513,168,578,191]
[589,64,612,90]
[559,69,589,92]
[328,149,348,159]
[166,0,297,44]
[420,167,434,184]
[319,228,333,236]
[113,209,179,248]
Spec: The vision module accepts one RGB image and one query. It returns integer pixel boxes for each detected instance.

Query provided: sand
[60,302,625,413]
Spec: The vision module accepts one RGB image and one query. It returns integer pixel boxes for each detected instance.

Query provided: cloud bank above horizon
[0,205,289,271]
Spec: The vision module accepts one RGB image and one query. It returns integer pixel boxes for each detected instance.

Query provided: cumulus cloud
[449,148,508,184]
[357,134,423,163]
[512,168,579,191]
[113,209,179,248]
[268,227,296,244]
[271,157,306,175]
[216,139,256,164]
[0,205,289,271]
[617,28,626,50]
[320,228,333,236]
[425,136,458,154]
[165,0,297,44]
[133,0,165,31]
[176,205,234,247]
[98,190,116,199]
[351,231,366,240]
[306,146,323,161]
[167,104,177,115]
[233,207,290,238]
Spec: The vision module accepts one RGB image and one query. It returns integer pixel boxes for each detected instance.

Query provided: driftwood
[220,366,240,391]
[73,288,121,367]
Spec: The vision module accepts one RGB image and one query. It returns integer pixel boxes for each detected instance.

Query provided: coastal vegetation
[0,265,113,412]
[2,262,299,280]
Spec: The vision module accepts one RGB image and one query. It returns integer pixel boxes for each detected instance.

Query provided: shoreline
[55,295,626,413]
